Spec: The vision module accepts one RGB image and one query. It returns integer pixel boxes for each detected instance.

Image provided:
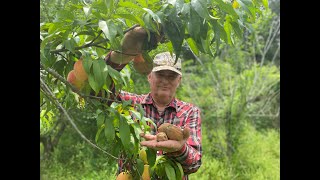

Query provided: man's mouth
[160,86,169,90]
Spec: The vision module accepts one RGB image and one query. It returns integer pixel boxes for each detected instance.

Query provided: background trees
[40,0,279,179]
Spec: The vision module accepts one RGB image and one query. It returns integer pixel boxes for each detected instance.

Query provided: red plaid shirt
[119,91,202,179]
[105,52,202,179]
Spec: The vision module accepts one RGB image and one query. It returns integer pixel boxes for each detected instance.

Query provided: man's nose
[159,76,169,83]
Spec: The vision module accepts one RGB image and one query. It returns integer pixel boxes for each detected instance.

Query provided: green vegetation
[40,0,280,179]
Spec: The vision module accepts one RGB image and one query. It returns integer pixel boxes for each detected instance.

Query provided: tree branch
[50,24,140,54]
[40,77,123,160]
[40,62,121,103]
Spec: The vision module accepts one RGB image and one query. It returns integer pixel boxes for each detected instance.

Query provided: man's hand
[140,133,187,153]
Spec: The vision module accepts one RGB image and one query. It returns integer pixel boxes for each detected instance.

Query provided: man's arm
[140,107,202,175]
[165,107,202,174]
[104,26,155,104]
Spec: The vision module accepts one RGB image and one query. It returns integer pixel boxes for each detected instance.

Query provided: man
[106,26,202,179]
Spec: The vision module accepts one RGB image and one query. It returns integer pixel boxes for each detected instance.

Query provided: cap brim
[152,66,182,75]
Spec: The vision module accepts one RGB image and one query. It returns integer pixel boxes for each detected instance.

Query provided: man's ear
[177,76,182,87]
[147,73,152,82]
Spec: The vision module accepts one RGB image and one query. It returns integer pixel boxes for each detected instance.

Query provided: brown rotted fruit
[156,132,168,142]
[157,123,190,141]
[133,53,153,75]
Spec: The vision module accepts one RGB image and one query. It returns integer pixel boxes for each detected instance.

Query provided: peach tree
[40,0,269,179]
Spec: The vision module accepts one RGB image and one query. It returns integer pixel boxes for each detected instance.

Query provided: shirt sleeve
[165,106,202,175]
[105,51,127,71]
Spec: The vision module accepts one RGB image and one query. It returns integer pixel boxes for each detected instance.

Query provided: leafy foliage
[40,0,278,179]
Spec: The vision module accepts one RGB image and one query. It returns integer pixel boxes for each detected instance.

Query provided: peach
[116,171,133,180]
[67,70,84,90]
[73,59,88,81]
[142,165,150,180]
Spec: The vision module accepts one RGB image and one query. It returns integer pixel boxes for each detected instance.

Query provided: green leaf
[88,73,99,94]
[212,20,228,44]
[213,0,239,18]
[105,117,115,142]
[164,161,176,180]
[186,38,199,56]
[191,0,210,20]
[136,0,147,7]
[180,3,190,16]
[174,161,184,179]
[56,10,74,22]
[237,0,255,20]
[83,6,91,17]
[143,117,157,131]
[76,31,95,36]
[224,21,233,45]
[97,112,105,128]
[262,0,269,8]
[99,20,117,44]
[143,13,159,37]
[107,65,121,81]
[199,19,209,40]
[92,60,105,90]
[187,7,201,39]
[230,21,243,39]
[163,13,185,62]
[99,59,109,81]
[146,148,157,167]
[173,0,184,13]
[48,23,60,35]
[143,8,162,23]
[200,37,212,56]
[105,0,114,10]
[118,1,141,9]
[131,122,143,141]
[52,60,66,76]
[130,110,143,121]
[119,116,130,149]
[95,123,105,143]
[82,55,93,74]
[110,139,121,156]
[115,14,144,26]
[136,159,145,176]
[63,39,76,54]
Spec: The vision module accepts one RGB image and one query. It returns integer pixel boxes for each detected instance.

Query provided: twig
[57,52,69,61]
[89,30,103,46]
[92,44,107,49]
[40,77,123,160]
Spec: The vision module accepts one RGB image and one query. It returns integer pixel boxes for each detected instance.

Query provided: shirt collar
[142,93,177,111]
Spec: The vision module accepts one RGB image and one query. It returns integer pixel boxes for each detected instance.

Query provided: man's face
[148,70,181,104]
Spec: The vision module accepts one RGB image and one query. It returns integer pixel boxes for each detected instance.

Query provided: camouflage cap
[152,52,182,75]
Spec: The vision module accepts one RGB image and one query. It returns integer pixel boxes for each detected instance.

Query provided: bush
[40,141,118,180]
[189,122,279,180]
[231,122,280,180]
